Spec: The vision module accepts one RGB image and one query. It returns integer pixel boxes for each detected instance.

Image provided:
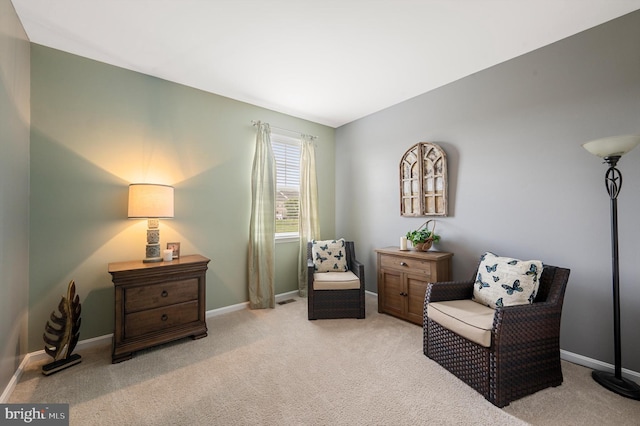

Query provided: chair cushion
[312,238,348,272]
[313,271,361,290]
[428,300,495,347]
[472,252,543,309]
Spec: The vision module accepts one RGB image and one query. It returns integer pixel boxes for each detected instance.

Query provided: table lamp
[128,183,174,263]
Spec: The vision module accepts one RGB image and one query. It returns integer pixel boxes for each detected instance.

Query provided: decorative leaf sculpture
[43,280,82,361]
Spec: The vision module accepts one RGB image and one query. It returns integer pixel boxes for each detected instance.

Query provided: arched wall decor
[400,142,448,216]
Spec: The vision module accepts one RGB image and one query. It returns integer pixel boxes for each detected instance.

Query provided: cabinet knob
[161,314,168,321]
[400,262,407,266]
[161,290,168,297]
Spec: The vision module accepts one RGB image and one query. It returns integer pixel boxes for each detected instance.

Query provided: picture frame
[166,242,181,259]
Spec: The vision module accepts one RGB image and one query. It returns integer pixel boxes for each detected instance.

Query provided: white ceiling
[11,0,640,128]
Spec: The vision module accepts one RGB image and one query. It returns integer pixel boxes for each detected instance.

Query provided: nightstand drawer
[124,301,199,338]
[124,279,198,313]
[379,254,432,275]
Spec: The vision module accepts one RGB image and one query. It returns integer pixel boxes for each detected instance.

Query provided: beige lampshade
[582,134,640,158]
[128,184,174,218]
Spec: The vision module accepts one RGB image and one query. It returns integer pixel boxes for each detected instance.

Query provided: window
[272,134,301,239]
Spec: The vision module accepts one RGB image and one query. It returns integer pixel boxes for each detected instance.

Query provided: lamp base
[143,257,163,263]
[592,370,640,400]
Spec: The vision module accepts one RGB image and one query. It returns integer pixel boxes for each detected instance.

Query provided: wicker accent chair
[423,263,570,407]
[307,241,365,320]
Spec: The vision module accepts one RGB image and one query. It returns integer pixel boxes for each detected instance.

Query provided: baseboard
[560,349,640,384]
[0,355,30,403]
[276,290,300,301]
[205,290,301,318]
[6,292,636,401]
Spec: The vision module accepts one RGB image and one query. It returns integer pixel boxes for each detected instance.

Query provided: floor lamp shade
[128,184,174,263]
[583,134,640,400]
[582,134,640,158]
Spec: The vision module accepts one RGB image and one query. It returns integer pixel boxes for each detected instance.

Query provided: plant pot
[408,220,436,251]
[412,240,433,251]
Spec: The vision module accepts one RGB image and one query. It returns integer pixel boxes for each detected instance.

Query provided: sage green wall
[29,45,335,352]
[0,0,30,396]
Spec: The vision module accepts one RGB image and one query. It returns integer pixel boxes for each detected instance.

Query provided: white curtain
[298,135,320,297]
[248,122,276,309]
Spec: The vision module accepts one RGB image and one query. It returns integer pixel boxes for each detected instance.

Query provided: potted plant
[406,220,440,251]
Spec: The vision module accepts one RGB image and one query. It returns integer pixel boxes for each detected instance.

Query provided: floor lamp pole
[591,155,640,400]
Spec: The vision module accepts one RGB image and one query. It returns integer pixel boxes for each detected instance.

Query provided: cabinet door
[405,272,431,325]
[379,269,404,318]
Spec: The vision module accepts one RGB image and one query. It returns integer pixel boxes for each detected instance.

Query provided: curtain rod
[251,120,317,140]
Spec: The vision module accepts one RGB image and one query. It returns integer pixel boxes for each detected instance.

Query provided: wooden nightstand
[375,247,452,325]
[108,254,210,363]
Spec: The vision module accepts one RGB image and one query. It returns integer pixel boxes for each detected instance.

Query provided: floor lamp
[583,134,640,400]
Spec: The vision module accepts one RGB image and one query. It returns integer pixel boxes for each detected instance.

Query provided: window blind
[271,134,301,237]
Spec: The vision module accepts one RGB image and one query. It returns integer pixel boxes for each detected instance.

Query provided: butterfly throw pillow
[312,239,349,272]
[472,252,543,309]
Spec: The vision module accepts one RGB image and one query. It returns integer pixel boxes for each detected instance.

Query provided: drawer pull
[161,290,168,297]
[400,262,407,266]
[400,292,408,297]
[161,314,168,321]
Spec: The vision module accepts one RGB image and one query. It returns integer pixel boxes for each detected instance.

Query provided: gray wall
[336,11,640,373]
[29,45,335,352]
[0,0,30,396]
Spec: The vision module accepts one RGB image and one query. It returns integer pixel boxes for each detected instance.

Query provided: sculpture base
[592,370,640,400]
[42,353,82,376]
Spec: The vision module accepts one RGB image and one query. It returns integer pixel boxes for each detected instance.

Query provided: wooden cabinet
[109,254,210,363]
[376,248,452,325]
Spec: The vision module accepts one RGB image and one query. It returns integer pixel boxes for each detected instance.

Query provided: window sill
[276,235,299,244]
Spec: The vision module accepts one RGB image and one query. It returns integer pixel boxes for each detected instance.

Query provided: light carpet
[9,295,640,425]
